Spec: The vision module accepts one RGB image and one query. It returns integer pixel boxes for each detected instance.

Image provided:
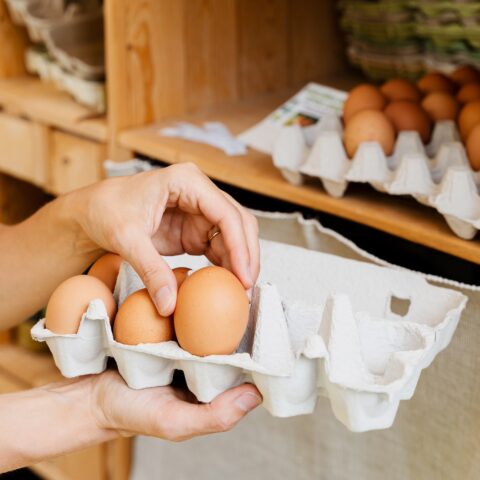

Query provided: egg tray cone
[31,239,467,433]
[269,117,480,240]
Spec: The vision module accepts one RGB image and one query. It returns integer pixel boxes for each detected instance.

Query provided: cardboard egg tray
[25,46,105,113]
[31,238,467,432]
[270,117,480,240]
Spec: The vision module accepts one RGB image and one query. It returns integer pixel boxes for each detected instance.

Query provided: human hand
[69,163,259,315]
[91,370,262,440]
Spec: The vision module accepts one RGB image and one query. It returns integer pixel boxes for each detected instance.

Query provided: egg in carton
[272,117,480,240]
[31,238,467,432]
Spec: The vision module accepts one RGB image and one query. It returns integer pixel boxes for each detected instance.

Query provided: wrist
[41,376,118,452]
[56,189,104,260]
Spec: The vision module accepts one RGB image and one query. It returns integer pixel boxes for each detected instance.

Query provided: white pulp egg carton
[272,118,480,240]
[31,239,467,432]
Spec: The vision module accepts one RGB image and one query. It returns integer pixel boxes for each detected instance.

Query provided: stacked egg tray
[25,46,105,113]
[412,1,480,49]
[271,115,480,240]
[339,0,424,80]
[31,239,467,432]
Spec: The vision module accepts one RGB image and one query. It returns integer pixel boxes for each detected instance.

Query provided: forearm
[0,192,103,329]
[0,377,116,472]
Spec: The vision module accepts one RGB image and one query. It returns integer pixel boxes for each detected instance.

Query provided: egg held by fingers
[114,288,174,345]
[174,266,250,357]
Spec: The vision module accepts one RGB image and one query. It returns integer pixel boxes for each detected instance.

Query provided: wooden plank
[48,130,106,195]
[0,345,63,387]
[0,330,12,344]
[107,438,132,480]
[0,370,23,393]
[0,0,28,78]
[238,0,289,99]
[185,0,238,112]
[118,98,480,264]
[0,113,49,187]
[33,445,107,480]
[289,0,347,86]
[0,173,50,225]
[0,77,107,142]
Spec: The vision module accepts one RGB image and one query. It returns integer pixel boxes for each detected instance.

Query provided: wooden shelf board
[0,344,62,391]
[118,93,480,265]
[0,77,107,142]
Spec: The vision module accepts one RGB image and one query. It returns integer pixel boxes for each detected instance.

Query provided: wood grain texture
[48,131,106,195]
[0,330,12,344]
[290,0,347,86]
[118,97,480,264]
[185,0,238,111]
[107,438,132,480]
[0,173,50,225]
[0,113,48,186]
[238,0,289,98]
[0,77,107,141]
[0,0,28,78]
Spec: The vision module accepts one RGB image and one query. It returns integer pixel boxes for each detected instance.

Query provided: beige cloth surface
[131,212,480,480]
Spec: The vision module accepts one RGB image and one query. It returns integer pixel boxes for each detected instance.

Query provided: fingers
[120,233,177,316]
[168,165,255,288]
[158,383,262,441]
[221,194,260,283]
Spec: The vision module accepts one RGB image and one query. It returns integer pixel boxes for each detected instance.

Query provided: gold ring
[208,227,221,244]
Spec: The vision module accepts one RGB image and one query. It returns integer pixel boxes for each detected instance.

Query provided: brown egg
[174,266,249,357]
[457,83,480,104]
[344,110,396,158]
[45,275,117,334]
[88,253,123,292]
[417,72,456,95]
[380,78,422,103]
[114,289,174,345]
[421,92,459,122]
[343,84,386,123]
[466,124,480,171]
[458,100,480,140]
[384,101,432,144]
[173,267,191,290]
[450,65,480,86]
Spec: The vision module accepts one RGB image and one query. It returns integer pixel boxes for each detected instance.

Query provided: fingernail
[235,392,262,412]
[155,285,173,316]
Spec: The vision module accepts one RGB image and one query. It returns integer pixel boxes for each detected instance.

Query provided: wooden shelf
[0,77,107,142]
[118,95,480,265]
[0,344,62,391]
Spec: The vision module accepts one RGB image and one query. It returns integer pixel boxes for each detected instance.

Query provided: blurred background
[1,1,480,479]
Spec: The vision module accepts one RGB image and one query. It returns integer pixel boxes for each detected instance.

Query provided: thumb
[162,384,262,440]
[122,235,177,316]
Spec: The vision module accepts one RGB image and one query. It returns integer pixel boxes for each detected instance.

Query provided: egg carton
[25,46,105,113]
[4,0,37,26]
[270,117,480,240]
[31,239,467,432]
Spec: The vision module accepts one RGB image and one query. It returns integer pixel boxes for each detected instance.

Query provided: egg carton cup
[31,239,467,432]
[271,118,480,239]
[4,0,37,25]
[44,13,104,81]
[25,46,105,113]
[23,0,100,44]
[103,159,155,177]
